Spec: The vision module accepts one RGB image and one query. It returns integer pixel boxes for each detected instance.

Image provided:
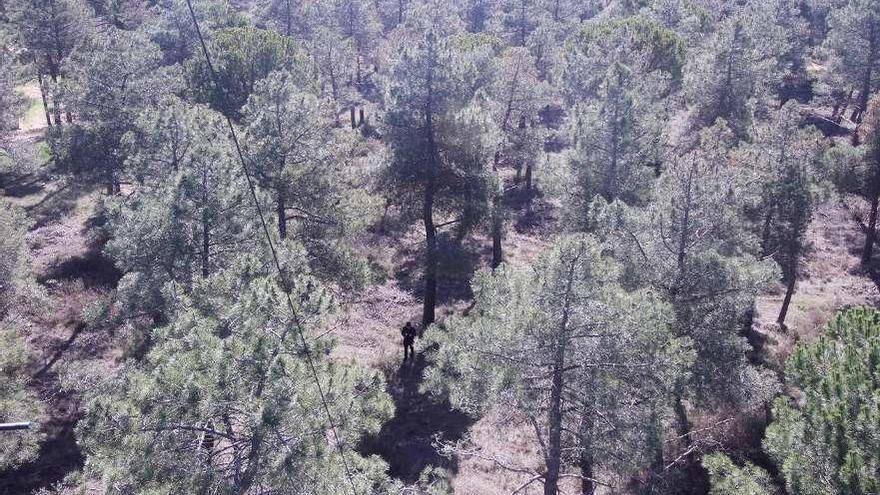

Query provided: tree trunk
[277,192,287,239]
[201,167,210,278]
[545,336,564,495]
[422,179,437,328]
[545,262,575,495]
[856,67,871,125]
[359,107,365,126]
[839,89,854,124]
[350,106,357,129]
[602,100,621,202]
[34,63,52,127]
[649,407,664,471]
[525,163,533,193]
[830,96,842,121]
[578,409,595,495]
[777,266,796,328]
[853,25,876,145]
[673,392,691,449]
[491,197,503,269]
[675,162,696,285]
[46,56,62,128]
[422,43,439,329]
[760,208,774,255]
[863,194,879,265]
[580,452,594,495]
[106,164,118,195]
[285,0,292,37]
[202,210,210,278]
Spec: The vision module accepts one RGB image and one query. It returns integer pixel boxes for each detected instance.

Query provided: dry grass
[16,82,48,133]
[450,410,547,495]
[753,199,880,365]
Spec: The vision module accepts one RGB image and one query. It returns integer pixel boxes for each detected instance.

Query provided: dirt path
[1,169,118,494]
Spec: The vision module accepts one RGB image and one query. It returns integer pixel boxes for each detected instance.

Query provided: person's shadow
[357,342,473,483]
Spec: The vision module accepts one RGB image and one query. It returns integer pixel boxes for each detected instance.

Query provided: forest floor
[1,168,119,494]
[5,163,879,494]
[3,90,880,494]
[753,198,880,367]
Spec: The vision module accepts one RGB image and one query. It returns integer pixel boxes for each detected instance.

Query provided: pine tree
[460,0,497,33]
[185,25,307,120]
[9,0,92,126]
[243,69,375,288]
[382,26,493,327]
[494,0,540,47]
[58,27,177,194]
[561,15,685,107]
[747,0,811,100]
[524,18,566,81]
[308,26,357,112]
[0,204,44,471]
[684,12,781,138]
[322,0,382,87]
[148,0,242,66]
[78,258,394,493]
[764,307,880,495]
[703,453,774,495]
[485,46,546,266]
[424,235,690,495]
[0,322,43,470]
[0,48,31,178]
[831,97,880,265]
[105,99,256,318]
[598,123,778,448]
[488,47,546,183]
[557,16,681,228]
[253,0,315,39]
[373,0,411,31]
[823,0,880,135]
[741,102,823,327]
[561,63,663,230]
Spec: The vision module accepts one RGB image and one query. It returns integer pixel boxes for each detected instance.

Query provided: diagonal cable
[182,2,359,492]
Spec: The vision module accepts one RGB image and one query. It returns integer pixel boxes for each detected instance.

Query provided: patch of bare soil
[753,199,880,366]
[335,193,561,493]
[449,410,550,495]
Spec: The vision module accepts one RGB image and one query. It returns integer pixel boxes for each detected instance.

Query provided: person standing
[401,321,417,361]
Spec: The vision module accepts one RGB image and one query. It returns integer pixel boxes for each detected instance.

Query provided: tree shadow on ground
[393,232,481,305]
[26,181,88,230]
[358,350,474,483]
[0,173,46,198]
[0,380,84,495]
[511,188,558,237]
[38,249,121,290]
[0,185,116,493]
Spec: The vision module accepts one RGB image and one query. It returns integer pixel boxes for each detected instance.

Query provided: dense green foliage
[703,453,773,495]
[425,235,690,493]
[765,307,880,495]
[79,260,393,493]
[0,205,44,471]
[2,0,880,493]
